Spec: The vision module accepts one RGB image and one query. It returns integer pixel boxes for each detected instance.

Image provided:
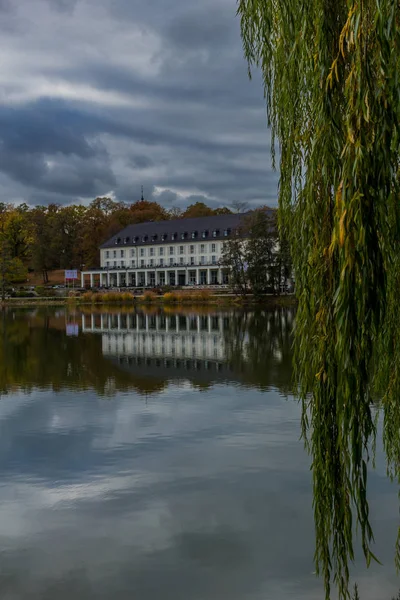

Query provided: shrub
[178,292,194,303]
[102,292,120,303]
[121,292,134,303]
[141,291,157,302]
[196,289,212,301]
[82,292,94,303]
[163,292,176,303]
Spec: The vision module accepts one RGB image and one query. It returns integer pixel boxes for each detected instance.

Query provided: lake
[0,306,398,599]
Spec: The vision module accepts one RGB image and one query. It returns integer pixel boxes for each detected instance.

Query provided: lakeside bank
[0,291,297,309]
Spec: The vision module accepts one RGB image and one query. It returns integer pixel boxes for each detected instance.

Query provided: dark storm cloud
[0,103,115,198]
[0,0,276,207]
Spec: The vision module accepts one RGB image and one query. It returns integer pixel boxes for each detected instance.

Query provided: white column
[100,314,105,330]
[196,269,200,285]
[91,314,95,330]
[206,269,210,285]
[81,272,84,287]
[90,273,94,288]
[175,270,178,286]
[117,314,121,330]
[145,271,149,286]
[107,272,110,286]
[116,272,121,287]
[217,268,221,284]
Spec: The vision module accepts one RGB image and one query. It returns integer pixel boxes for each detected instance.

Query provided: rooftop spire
[141,185,144,201]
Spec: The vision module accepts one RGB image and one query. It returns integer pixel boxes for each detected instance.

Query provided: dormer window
[135,236,139,243]
[172,233,178,241]
[116,237,121,244]
[142,235,148,242]
[162,234,167,241]
[152,235,158,242]
[191,231,198,239]
[202,230,209,239]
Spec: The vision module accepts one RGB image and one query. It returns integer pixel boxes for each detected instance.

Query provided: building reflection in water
[81,309,295,391]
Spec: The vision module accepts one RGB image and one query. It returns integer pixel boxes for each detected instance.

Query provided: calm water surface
[0,307,398,599]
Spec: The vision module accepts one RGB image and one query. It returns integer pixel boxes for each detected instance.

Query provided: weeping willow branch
[238,1,400,598]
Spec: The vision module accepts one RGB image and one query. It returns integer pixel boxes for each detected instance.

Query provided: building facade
[81,213,250,288]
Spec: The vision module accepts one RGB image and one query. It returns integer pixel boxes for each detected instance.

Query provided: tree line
[0,198,292,295]
[0,197,234,289]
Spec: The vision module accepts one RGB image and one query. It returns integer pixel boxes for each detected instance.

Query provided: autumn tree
[79,199,112,269]
[0,244,22,300]
[213,207,232,215]
[182,202,215,218]
[30,207,54,283]
[128,199,169,223]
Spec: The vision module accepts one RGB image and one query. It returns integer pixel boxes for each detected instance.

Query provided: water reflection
[81,308,294,394]
[0,307,398,599]
[0,307,294,396]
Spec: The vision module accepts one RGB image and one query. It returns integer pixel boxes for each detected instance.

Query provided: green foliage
[221,209,292,296]
[221,230,248,295]
[238,0,400,598]
[0,240,28,300]
[244,209,278,296]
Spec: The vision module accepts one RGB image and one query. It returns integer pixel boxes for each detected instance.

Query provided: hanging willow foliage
[237,1,400,598]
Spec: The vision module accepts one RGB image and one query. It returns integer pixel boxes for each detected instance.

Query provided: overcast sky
[0,0,278,210]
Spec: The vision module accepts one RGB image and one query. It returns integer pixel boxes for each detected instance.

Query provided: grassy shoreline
[0,292,297,309]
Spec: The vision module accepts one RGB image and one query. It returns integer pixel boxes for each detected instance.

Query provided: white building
[81,212,251,288]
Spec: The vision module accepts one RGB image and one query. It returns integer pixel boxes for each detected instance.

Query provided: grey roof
[100,212,262,249]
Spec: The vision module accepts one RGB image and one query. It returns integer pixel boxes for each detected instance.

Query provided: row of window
[106,256,219,268]
[106,243,219,259]
[114,229,232,245]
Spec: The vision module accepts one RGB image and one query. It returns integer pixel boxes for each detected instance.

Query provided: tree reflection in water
[0,306,294,397]
[0,305,398,598]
